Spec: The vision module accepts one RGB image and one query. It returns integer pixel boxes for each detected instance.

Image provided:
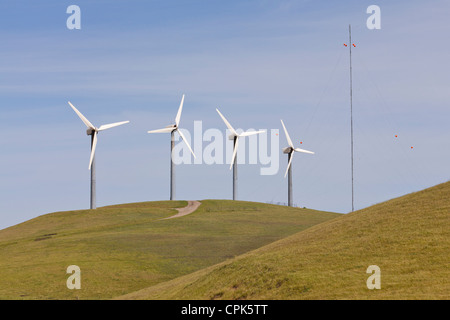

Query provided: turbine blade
[177,128,196,159]
[239,130,265,137]
[98,120,129,131]
[68,101,95,130]
[281,120,294,149]
[175,94,185,127]
[148,127,174,134]
[284,151,294,178]
[89,132,98,170]
[216,108,237,136]
[294,147,315,155]
[230,137,239,170]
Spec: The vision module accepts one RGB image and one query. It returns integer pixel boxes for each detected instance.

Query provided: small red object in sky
[411,146,414,149]
[344,43,347,47]
[395,135,398,138]
[300,142,303,144]
[353,44,356,47]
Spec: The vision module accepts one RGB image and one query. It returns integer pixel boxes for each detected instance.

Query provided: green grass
[119,182,450,300]
[0,200,339,299]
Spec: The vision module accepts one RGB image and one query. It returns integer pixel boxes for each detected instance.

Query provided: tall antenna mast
[349,24,354,212]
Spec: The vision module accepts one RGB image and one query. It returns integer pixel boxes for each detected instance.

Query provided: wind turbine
[281,119,314,207]
[148,94,195,201]
[68,101,130,210]
[216,108,265,200]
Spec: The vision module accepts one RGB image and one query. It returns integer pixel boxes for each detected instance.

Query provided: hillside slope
[0,200,339,299]
[119,182,450,300]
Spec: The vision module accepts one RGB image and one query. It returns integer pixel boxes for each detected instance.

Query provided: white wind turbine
[281,119,314,207]
[148,94,196,200]
[216,108,265,200]
[68,101,130,209]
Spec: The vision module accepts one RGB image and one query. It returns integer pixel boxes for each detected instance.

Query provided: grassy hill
[119,182,450,300]
[0,200,338,299]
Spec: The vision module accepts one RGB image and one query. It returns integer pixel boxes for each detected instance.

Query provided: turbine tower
[68,101,130,210]
[216,108,265,200]
[281,120,314,207]
[148,94,195,200]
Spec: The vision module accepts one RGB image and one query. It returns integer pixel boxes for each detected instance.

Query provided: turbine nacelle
[283,147,293,154]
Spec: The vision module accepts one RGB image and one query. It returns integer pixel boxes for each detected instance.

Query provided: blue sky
[1,0,449,229]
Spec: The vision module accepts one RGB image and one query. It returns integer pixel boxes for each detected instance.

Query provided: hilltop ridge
[119,182,450,300]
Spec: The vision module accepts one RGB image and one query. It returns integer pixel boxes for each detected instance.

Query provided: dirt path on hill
[161,201,201,220]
